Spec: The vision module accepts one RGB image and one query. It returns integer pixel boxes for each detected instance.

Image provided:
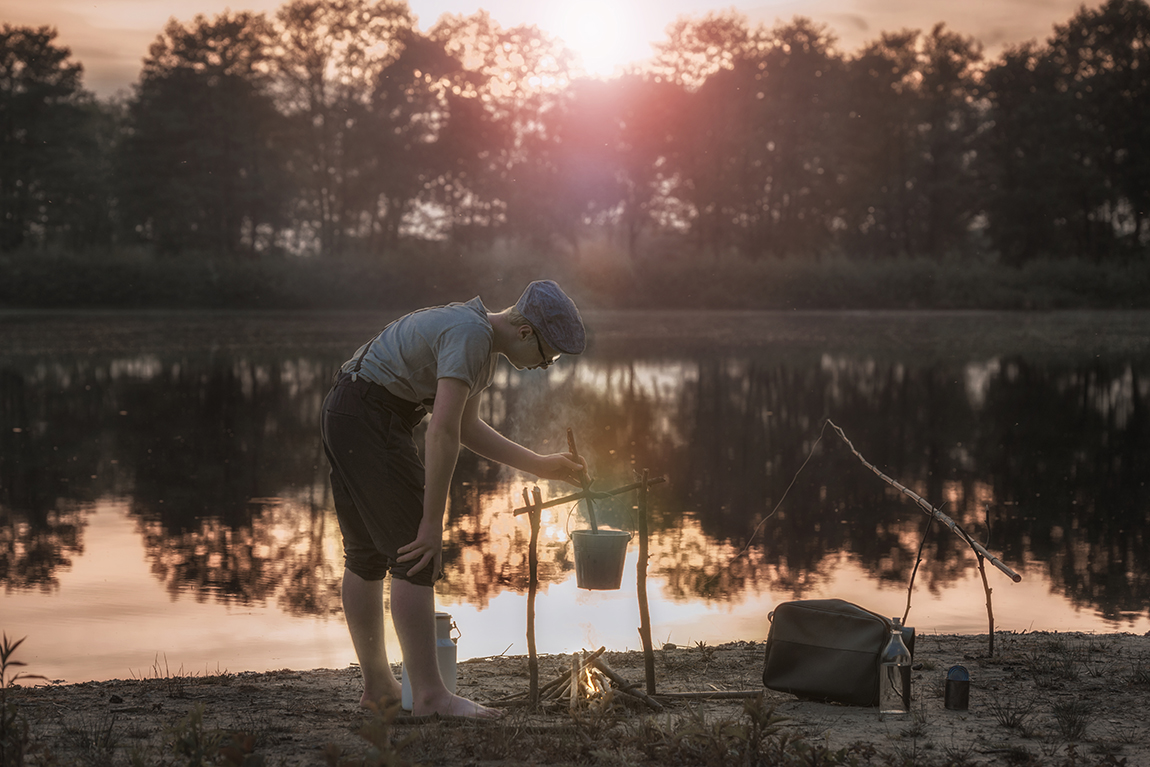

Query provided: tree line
[2,0,1148,266]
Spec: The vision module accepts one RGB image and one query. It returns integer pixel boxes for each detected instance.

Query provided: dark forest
[2,0,1149,308]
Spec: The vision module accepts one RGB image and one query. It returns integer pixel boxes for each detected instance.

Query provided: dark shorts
[321,371,440,586]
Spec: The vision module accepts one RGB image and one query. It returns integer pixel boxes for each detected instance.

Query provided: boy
[321,280,586,718]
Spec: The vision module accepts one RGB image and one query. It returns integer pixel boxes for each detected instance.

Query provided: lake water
[2,309,1149,684]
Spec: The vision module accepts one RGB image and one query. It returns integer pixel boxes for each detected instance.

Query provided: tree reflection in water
[1,328,1148,628]
[1,367,93,592]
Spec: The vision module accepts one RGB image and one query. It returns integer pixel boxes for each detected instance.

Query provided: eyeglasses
[531,329,560,369]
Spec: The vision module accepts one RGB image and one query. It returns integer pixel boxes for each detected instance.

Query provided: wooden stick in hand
[566,427,598,532]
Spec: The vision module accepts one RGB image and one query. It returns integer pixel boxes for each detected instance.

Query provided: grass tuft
[325,701,419,767]
[1126,656,1150,686]
[622,694,879,766]
[985,695,1039,732]
[1050,698,1094,742]
[60,712,118,767]
[2,633,49,767]
[129,655,199,699]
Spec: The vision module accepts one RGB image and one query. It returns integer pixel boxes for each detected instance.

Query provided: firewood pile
[496,646,662,712]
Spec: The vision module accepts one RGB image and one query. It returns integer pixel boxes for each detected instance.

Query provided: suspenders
[349,330,382,382]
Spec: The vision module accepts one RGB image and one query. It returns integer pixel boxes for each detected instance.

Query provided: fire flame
[582,665,607,696]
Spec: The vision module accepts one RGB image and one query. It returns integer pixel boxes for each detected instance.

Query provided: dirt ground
[9,631,1150,766]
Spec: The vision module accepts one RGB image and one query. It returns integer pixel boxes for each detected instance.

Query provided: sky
[5,0,1097,97]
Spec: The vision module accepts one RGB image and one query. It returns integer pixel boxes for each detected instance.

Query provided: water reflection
[2,316,1149,637]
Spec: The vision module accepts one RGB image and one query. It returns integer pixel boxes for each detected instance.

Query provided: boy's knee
[389,563,441,589]
[344,551,390,581]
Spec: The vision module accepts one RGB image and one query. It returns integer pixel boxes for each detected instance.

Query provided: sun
[549,1,636,78]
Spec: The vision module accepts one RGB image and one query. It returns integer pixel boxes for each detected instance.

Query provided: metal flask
[944,664,970,710]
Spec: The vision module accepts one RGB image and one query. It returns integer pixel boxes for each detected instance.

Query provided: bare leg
[342,569,402,708]
[390,578,501,718]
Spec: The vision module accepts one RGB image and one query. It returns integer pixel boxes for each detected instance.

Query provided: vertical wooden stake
[525,487,541,703]
[636,469,656,695]
[569,653,580,712]
[902,513,936,626]
[977,552,995,657]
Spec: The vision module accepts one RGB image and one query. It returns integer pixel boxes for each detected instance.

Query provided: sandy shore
[9,631,1149,766]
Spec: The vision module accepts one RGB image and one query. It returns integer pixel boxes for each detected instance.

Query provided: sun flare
[550,1,635,78]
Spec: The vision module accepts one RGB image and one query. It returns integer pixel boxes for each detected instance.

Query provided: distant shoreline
[5,305,1150,364]
[5,251,1150,312]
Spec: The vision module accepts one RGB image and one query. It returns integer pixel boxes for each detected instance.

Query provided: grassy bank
[3,248,1150,311]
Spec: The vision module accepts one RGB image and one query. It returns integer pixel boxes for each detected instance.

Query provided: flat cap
[514,280,586,355]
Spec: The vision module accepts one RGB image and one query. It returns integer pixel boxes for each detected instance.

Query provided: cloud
[6,0,291,96]
[828,13,871,34]
[738,0,1087,53]
[4,3,150,96]
[77,35,152,96]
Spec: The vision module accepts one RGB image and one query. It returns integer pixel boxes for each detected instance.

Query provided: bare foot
[412,691,502,720]
[360,684,403,710]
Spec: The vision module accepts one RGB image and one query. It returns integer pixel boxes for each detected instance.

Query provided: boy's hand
[398,518,443,577]
[536,452,587,487]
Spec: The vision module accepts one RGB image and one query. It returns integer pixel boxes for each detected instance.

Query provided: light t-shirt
[340,297,497,408]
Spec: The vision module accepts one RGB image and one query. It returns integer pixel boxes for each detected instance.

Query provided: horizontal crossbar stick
[654,690,766,700]
[513,477,666,516]
[827,420,1022,583]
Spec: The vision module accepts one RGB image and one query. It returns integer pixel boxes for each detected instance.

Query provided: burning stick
[591,657,663,711]
[540,673,570,700]
[531,648,663,711]
[540,647,606,699]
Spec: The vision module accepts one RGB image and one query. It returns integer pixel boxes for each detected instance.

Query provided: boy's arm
[459,395,584,483]
[397,376,470,577]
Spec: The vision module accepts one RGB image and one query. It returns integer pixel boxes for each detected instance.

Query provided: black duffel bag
[762,598,915,706]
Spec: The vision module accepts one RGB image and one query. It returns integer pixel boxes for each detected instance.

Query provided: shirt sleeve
[434,323,493,394]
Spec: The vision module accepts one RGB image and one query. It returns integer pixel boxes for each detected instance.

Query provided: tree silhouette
[429,12,577,250]
[119,12,288,257]
[979,43,1082,266]
[838,30,923,259]
[273,0,413,257]
[357,29,469,251]
[1046,0,1150,259]
[662,16,844,259]
[0,25,111,252]
[916,25,983,259]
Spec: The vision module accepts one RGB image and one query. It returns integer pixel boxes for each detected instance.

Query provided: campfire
[511,427,667,711]
[501,430,763,714]
[527,647,663,712]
